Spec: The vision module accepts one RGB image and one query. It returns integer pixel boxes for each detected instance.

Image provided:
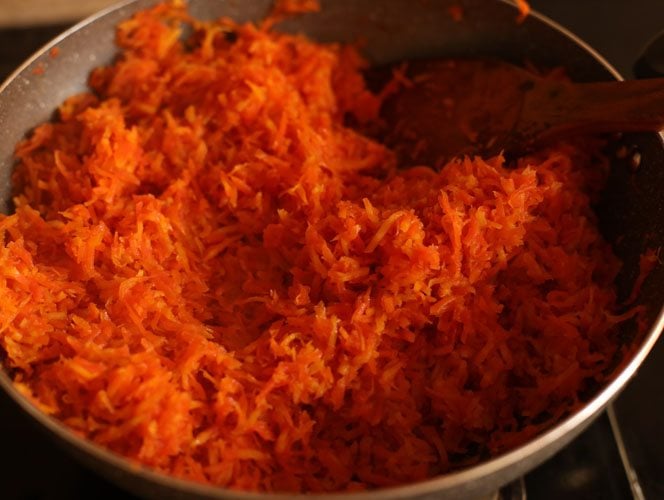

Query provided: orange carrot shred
[272,0,320,15]
[32,63,45,76]
[264,0,321,29]
[626,248,660,305]
[516,0,531,22]
[448,5,464,23]
[0,0,644,493]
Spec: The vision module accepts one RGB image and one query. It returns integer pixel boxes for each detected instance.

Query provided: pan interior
[0,1,662,499]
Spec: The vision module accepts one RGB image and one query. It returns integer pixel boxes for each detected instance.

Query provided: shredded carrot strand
[626,247,660,305]
[516,0,531,22]
[0,1,645,493]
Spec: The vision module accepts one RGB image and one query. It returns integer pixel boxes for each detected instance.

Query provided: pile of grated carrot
[0,1,640,493]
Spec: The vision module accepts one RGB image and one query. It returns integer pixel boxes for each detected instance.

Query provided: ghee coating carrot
[0,1,638,493]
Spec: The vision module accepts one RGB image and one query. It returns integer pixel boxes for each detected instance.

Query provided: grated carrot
[515,0,531,22]
[0,1,645,493]
[448,5,464,22]
[626,247,660,305]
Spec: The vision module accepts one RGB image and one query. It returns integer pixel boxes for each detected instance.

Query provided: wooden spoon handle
[531,77,664,142]
[573,78,664,131]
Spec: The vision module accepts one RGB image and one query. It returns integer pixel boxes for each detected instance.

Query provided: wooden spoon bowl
[381,59,664,166]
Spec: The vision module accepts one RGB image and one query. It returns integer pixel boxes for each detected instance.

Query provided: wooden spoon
[381,59,664,166]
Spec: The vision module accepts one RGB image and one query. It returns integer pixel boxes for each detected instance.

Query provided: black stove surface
[1,1,663,499]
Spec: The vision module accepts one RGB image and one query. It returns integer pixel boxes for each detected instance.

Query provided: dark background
[1,1,663,499]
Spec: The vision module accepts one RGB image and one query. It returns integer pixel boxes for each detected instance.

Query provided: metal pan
[0,1,663,498]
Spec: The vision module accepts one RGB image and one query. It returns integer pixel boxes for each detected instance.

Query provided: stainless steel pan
[1,1,663,498]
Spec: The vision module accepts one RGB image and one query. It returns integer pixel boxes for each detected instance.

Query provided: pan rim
[0,1,662,498]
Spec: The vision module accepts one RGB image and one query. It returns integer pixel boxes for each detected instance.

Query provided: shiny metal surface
[0,1,662,499]
[607,406,645,500]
